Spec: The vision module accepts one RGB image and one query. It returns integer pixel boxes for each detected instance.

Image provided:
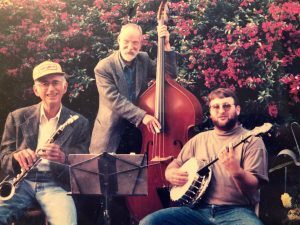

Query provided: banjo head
[170,158,212,206]
[170,158,199,201]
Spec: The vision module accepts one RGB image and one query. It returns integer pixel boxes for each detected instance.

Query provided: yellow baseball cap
[32,61,65,80]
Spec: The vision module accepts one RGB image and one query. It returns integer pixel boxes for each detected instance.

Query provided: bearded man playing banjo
[140,88,269,225]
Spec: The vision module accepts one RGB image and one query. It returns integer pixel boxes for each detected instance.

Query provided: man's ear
[117,35,121,45]
[236,105,241,116]
[63,81,68,94]
[33,85,40,97]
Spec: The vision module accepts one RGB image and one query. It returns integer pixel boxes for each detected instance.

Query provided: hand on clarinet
[37,143,66,164]
[142,114,161,134]
[13,149,37,171]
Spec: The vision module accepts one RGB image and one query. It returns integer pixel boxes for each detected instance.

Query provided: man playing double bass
[140,88,269,225]
[89,23,177,154]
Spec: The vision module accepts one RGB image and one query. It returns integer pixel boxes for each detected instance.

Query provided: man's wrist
[164,44,171,51]
[62,151,69,164]
[165,168,172,182]
[231,168,244,178]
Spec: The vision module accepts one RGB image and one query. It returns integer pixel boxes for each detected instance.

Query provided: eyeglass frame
[209,103,236,112]
[35,80,65,89]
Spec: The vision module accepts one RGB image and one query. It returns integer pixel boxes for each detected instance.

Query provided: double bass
[126,0,203,221]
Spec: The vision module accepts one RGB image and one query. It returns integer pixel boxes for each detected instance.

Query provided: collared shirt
[36,104,62,171]
[119,53,136,102]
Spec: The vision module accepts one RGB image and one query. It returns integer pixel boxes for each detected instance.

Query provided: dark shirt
[124,64,136,102]
[119,55,137,102]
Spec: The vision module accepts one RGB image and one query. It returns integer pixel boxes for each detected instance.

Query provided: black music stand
[68,152,148,225]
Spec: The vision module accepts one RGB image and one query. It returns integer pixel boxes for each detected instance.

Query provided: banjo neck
[199,132,254,174]
[198,123,272,174]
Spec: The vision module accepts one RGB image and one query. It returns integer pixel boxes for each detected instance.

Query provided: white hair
[119,23,143,37]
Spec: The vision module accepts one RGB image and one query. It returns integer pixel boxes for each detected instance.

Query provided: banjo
[170,123,273,207]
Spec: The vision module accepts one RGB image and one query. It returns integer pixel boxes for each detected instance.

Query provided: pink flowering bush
[118,0,299,125]
[0,0,112,100]
[0,1,299,224]
[0,0,299,123]
[164,0,299,118]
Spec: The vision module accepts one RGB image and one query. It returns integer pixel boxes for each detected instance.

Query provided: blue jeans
[0,177,76,225]
[139,204,263,225]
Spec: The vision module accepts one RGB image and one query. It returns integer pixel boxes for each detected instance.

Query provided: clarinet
[0,115,79,201]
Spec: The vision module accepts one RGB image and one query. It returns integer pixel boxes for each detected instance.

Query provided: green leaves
[0,0,299,122]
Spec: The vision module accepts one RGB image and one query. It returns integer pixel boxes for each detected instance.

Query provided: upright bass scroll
[0,115,79,201]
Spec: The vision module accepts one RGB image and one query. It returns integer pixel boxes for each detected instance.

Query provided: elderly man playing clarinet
[0,60,90,225]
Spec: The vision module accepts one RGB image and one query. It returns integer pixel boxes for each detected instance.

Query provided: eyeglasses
[35,80,63,89]
[210,103,235,112]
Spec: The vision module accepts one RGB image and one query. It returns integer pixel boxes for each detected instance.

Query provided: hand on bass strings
[157,24,171,51]
[142,114,162,134]
[165,168,189,186]
[13,149,37,171]
[37,143,66,164]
